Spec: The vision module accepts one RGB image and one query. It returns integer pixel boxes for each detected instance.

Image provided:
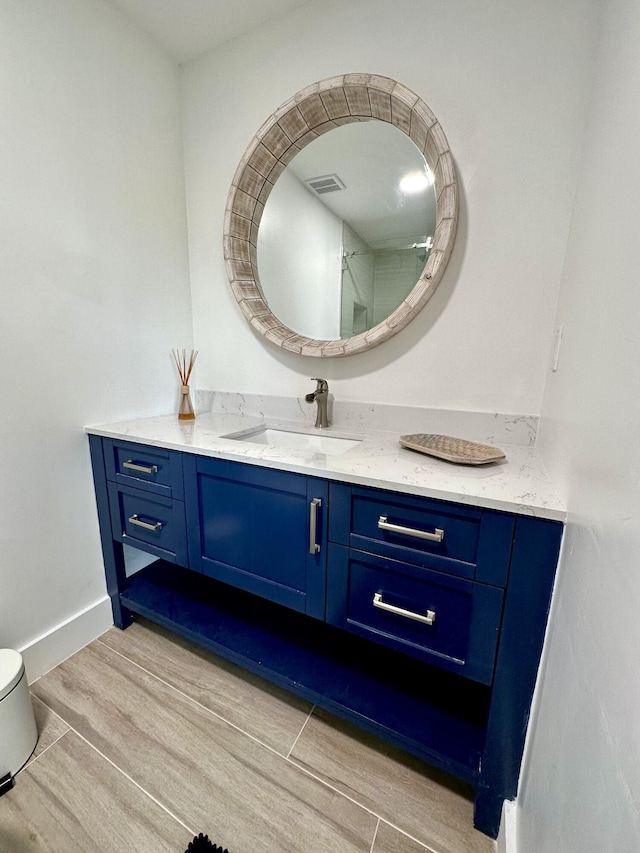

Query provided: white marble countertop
[86,412,566,521]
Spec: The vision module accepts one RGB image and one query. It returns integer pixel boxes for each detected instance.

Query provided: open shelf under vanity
[121,560,490,786]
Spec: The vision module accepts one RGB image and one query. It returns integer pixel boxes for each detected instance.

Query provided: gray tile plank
[290,709,495,853]
[23,694,70,768]
[99,618,311,755]
[0,730,191,852]
[373,821,436,853]
[31,641,376,853]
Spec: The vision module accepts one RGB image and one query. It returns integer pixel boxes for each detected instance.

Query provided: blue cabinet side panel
[475,512,515,587]
[465,583,504,685]
[88,435,131,628]
[473,515,563,836]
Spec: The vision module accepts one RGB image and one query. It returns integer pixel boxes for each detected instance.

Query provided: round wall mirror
[224,74,458,357]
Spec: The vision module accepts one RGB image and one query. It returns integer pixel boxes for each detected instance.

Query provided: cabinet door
[184,456,328,618]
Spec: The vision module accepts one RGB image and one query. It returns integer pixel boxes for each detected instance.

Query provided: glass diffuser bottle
[172,348,198,420]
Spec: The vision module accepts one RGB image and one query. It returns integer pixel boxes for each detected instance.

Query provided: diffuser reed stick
[172,348,198,420]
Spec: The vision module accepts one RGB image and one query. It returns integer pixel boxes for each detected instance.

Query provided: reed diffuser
[172,348,198,420]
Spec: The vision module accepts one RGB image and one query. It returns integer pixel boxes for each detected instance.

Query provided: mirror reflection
[257,121,437,341]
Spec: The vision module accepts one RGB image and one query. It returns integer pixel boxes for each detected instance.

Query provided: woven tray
[399,433,506,465]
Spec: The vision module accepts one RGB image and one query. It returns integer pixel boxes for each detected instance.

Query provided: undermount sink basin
[222,426,361,455]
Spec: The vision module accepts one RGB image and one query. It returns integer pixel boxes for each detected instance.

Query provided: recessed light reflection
[399,172,432,194]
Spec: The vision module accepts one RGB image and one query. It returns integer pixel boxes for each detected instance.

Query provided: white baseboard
[497,799,518,853]
[19,596,114,683]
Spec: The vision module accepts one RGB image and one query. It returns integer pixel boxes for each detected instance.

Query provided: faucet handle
[311,378,328,392]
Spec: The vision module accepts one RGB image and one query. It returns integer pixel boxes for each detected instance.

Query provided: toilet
[0,650,38,779]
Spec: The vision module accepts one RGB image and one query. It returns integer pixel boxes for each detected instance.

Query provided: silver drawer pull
[309,498,322,554]
[373,592,436,626]
[123,460,158,475]
[378,515,444,543]
[129,514,163,532]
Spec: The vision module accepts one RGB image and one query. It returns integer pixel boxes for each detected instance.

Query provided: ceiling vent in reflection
[304,174,346,195]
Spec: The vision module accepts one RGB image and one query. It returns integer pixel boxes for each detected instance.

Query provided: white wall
[182,0,596,414]
[516,0,640,848]
[258,169,342,339]
[0,0,192,675]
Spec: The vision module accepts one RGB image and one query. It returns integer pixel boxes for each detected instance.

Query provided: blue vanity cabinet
[182,455,328,619]
[88,433,563,841]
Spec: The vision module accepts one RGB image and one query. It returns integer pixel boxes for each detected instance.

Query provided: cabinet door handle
[123,460,158,475]
[129,514,163,532]
[373,592,436,626]
[309,498,322,554]
[378,515,444,543]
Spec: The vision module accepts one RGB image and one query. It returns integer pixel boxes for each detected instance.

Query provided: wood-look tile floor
[1,619,496,853]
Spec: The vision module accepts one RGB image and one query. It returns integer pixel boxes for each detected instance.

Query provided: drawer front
[108,482,188,565]
[327,544,503,684]
[104,439,184,498]
[329,484,514,586]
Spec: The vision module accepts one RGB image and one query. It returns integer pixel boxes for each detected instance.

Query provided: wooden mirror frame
[224,73,458,357]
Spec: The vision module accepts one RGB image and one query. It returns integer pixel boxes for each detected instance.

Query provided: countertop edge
[86,415,567,523]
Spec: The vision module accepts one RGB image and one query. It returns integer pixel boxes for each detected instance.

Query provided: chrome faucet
[305,378,330,429]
